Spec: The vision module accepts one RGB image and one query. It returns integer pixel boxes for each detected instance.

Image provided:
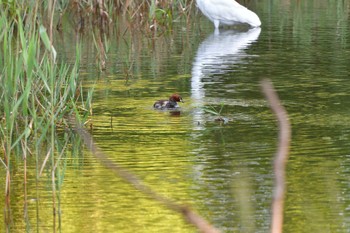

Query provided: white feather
[196,0,261,28]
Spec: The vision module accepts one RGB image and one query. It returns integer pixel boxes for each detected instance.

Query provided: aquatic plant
[202,103,225,116]
[202,103,230,123]
[55,0,194,33]
[0,9,92,232]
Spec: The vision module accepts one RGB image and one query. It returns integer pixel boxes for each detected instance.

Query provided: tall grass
[55,0,195,32]
[54,0,197,69]
[0,7,92,232]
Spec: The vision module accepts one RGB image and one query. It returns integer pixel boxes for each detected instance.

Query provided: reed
[0,7,92,231]
[54,0,195,32]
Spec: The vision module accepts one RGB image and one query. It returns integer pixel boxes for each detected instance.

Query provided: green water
[3,0,350,232]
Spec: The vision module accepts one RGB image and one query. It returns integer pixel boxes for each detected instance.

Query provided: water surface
[3,0,350,232]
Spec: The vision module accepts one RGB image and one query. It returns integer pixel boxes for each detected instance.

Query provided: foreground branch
[69,117,220,233]
[261,79,291,233]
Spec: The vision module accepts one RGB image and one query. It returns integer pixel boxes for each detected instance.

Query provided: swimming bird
[196,0,261,29]
[153,94,184,110]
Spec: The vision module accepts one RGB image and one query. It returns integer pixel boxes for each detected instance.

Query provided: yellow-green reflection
[53,75,197,232]
[3,0,350,232]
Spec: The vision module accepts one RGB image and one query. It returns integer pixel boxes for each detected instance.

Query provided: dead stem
[261,79,291,233]
[51,168,57,233]
[3,140,11,231]
[5,169,11,230]
[40,148,52,177]
[69,116,220,233]
[22,139,28,221]
[49,0,57,63]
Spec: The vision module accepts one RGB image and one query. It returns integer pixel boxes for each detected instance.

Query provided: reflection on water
[191,28,261,128]
[4,0,350,232]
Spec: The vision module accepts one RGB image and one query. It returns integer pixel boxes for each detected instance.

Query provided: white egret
[196,0,261,29]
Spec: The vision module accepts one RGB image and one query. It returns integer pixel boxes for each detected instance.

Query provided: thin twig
[22,138,28,221]
[261,79,291,233]
[39,147,52,176]
[69,116,220,233]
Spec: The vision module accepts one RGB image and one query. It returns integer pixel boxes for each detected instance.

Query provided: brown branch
[49,0,57,62]
[3,140,11,230]
[261,79,291,233]
[69,117,220,233]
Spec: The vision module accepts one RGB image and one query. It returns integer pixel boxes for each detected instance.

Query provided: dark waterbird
[153,94,184,110]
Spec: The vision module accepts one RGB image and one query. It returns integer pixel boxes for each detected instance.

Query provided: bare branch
[261,79,291,233]
[69,117,220,233]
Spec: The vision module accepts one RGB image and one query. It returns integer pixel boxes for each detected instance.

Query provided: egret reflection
[191,28,261,128]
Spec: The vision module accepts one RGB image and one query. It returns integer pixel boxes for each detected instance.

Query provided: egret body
[196,0,261,28]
